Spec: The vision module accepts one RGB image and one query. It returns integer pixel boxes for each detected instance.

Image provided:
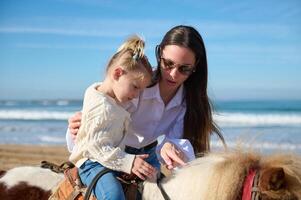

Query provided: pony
[1,150,300,200]
[143,150,301,200]
[0,166,63,200]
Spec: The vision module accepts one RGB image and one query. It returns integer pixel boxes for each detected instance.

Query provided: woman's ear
[112,67,125,80]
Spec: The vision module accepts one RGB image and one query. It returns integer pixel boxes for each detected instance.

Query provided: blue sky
[0,0,300,100]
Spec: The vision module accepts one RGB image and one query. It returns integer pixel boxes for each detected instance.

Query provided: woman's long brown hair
[154,25,225,154]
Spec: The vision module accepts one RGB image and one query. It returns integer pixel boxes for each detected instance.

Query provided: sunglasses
[160,57,196,76]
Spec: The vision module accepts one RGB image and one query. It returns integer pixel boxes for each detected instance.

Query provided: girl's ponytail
[117,35,145,61]
[106,35,152,76]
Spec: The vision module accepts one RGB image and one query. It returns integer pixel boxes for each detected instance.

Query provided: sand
[0,144,172,177]
[0,144,69,171]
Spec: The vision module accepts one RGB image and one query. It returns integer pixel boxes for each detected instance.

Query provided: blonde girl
[69,36,155,200]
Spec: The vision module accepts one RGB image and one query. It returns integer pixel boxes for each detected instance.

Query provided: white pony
[1,150,301,200]
[143,150,301,200]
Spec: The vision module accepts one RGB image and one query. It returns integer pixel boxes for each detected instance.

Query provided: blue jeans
[79,160,125,200]
[125,144,161,171]
[79,143,160,200]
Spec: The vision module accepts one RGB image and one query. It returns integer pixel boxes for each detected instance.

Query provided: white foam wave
[0,110,72,120]
[3,101,18,106]
[211,140,301,152]
[56,100,70,106]
[214,112,301,127]
[1,110,301,126]
[39,136,66,143]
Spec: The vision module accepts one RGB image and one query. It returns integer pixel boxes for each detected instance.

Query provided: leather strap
[84,168,112,200]
[125,140,158,152]
[156,173,171,200]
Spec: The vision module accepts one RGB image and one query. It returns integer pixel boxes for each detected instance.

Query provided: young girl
[69,36,156,200]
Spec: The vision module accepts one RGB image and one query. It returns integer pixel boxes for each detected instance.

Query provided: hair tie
[132,48,142,61]
[132,53,139,61]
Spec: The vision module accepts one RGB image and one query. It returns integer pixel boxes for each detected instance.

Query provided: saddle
[43,161,141,200]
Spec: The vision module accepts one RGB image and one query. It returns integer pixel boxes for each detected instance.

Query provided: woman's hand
[131,154,157,180]
[68,112,82,141]
[160,142,187,170]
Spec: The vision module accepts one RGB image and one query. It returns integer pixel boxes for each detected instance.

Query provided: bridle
[251,171,261,200]
[156,170,262,200]
[242,169,261,200]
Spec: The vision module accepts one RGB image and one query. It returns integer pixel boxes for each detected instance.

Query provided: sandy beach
[0,144,69,171]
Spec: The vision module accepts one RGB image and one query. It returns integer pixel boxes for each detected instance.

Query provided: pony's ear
[260,167,285,190]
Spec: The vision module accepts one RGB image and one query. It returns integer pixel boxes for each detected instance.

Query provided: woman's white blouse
[122,82,186,148]
[69,83,135,174]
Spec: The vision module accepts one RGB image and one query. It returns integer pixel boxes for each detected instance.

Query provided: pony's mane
[166,150,301,200]
[193,150,260,199]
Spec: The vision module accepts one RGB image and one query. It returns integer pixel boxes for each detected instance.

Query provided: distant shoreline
[0,144,69,171]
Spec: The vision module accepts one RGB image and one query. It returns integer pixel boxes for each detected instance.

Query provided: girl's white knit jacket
[69,83,135,174]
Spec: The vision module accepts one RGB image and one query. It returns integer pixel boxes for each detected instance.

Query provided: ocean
[0,99,300,154]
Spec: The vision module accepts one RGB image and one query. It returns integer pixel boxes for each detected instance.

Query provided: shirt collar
[142,82,185,109]
[142,82,161,100]
[127,83,185,111]
[165,84,185,110]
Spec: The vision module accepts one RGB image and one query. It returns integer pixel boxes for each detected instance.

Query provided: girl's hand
[68,112,82,141]
[160,142,187,169]
[131,154,157,180]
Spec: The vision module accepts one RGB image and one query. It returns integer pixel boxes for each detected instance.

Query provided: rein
[156,173,171,200]
[84,168,112,200]
[85,170,172,200]
[41,160,171,199]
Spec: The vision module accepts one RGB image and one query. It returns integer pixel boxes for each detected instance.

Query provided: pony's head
[258,154,301,200]
[161,150,301,200]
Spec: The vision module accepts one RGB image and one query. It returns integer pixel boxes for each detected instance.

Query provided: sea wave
[211,140,301,152]
[0,110,72,120]
[214,112,301,127]
[1,110,301,127]
[0,124,65,132]
[39,135,66,143]
[0,100,82,107]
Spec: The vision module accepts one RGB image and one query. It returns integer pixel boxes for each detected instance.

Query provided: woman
[66,25,225,173]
